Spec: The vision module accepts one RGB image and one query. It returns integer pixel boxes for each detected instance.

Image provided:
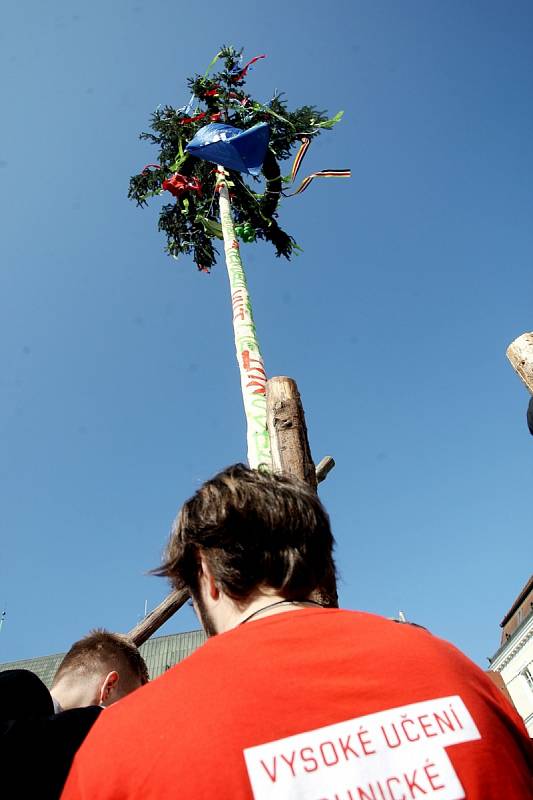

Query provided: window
[522,666,533,692]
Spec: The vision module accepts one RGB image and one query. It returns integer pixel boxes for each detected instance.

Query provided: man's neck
[218,592,316,633]
[239,598,320,626]
[51,695,63,714]
[51,682,98,711]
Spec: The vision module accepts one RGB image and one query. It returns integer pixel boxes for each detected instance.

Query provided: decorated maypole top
[129,45,349,271]
[129,46,349,468]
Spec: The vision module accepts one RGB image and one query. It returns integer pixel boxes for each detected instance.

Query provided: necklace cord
[239,599,322,626]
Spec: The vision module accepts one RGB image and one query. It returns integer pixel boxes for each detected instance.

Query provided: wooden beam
[316,455,335,484]
[128,588,188,647]
[266,376,339,608]
[506,332,533,394]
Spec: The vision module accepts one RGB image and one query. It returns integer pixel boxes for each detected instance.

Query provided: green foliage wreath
[128,46,343,272]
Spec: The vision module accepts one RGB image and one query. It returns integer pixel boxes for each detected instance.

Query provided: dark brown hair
[156,463,336,601]
[52,630,149,688]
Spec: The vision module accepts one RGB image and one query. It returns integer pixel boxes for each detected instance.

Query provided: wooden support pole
[127,588,188,647]
[506,332,533,394]
[266,376,318,491]
[266,376,339,609]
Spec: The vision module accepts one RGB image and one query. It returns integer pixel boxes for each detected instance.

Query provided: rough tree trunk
[266,376,339,609]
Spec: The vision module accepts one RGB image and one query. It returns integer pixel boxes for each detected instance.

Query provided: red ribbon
[179,111,208,125]
[179,110,222,125]
[232,54,266,82]
[162,173,202,197]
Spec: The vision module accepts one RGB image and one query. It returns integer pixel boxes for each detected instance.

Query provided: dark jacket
[1,669,102,799]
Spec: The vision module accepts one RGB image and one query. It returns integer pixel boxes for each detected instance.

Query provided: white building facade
[489,576,533,736]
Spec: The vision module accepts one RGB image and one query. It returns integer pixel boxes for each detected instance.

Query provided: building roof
[0,630,206,688]
[500,574,533,627]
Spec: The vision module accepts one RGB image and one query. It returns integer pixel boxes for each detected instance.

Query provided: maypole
[217,172,271,469]
[128,45,349,470]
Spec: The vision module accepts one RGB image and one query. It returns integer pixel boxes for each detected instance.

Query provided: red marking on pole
[246,381,266,395]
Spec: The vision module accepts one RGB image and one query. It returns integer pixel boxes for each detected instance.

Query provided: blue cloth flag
[185,122,270,175]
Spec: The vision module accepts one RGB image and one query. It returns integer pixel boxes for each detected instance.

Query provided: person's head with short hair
[156,463,336,635]
[51,630,148,711]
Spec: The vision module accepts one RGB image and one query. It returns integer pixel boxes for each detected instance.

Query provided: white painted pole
[217,169,272,469]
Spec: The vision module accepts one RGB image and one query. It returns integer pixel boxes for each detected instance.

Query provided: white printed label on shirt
[243,695,480,800]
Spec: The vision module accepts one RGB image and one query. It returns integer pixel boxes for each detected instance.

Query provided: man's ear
[99,671,119,705]
[199,554,219,600]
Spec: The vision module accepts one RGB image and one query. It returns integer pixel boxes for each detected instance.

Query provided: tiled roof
[500,574,533,627]
[0,630,206,688]
[0,652,65,689]
[139,630,206,679]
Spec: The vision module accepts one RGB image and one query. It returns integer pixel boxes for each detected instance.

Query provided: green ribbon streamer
[203,51,223,78]
[312,110,344,129]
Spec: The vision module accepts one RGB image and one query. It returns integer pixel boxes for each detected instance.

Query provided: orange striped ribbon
[290,137,311,182]
[287,137,350,196]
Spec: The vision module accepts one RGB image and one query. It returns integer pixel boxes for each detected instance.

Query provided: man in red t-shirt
[62,464,532,799]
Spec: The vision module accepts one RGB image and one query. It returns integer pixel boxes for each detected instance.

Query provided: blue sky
[1,1,532,667]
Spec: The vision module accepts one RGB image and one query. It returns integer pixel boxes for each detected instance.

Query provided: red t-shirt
[61,609,533,799]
